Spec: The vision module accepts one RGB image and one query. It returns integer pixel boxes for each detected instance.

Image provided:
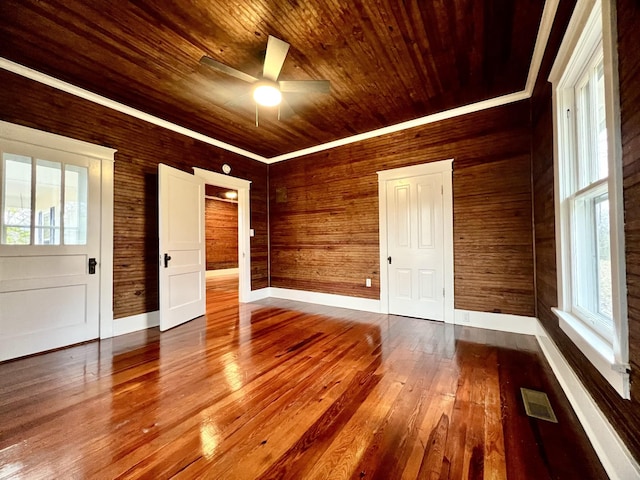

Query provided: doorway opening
[204,185,240,304]
[193,167,252,304]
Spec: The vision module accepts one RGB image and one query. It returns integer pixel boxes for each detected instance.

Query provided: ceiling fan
[200,35,330,124]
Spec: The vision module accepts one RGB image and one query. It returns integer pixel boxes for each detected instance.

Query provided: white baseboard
[206,268,239,278]
[536,322,640,480]
[267,287,381,313]
[454,309,539,335]
[247,287,271,302]
[99,310,114,339]
[112,311,159,337]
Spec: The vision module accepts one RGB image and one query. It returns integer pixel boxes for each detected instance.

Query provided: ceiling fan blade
[223,92,253,108]
[200,56,258,83]
[278,97,296,120]
[263,35,290,81]
[279,80,331,94]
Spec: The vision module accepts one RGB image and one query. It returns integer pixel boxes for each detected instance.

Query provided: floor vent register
[520,387,558,423]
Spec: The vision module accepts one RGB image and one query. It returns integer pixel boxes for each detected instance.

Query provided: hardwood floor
[0,276,606,479]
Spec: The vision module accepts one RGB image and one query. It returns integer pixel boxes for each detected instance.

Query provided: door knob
[88,258,97,274]
[164,253,172,268]
[387,256,392,264]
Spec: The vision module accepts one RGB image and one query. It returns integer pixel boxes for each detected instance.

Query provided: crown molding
[266,90,529,164]
[0,58,267,163]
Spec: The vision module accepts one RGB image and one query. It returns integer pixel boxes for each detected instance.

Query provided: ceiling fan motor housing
[253,80,282,107]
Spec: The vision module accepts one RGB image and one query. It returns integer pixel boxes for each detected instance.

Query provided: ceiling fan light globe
[253,84,282,107]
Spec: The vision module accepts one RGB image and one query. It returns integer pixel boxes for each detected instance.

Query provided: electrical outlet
[463,312,470,323]
[365,278,372,288]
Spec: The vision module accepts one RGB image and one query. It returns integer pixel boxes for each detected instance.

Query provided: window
[550,0,629,398]
[571,51,612,340]
[1,151,88,246]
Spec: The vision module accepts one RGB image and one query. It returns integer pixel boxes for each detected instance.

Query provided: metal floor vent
[520,388,558,423]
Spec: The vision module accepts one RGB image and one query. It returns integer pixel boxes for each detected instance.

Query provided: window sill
[552,307,630,399]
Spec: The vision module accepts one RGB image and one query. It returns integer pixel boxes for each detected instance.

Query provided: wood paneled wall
[205,198,238,270]
[0,70,268,320]
[531,0,640,462]
[269,101,535,317]
[618,0,640,417]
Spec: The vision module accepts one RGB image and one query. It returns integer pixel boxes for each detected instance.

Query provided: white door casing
[158,164,206,331]
[378,160,454,323]
[0,122,115,361]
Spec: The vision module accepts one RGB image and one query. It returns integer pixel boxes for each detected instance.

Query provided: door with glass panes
[0,139,100,361]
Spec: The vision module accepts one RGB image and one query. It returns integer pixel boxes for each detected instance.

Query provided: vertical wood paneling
[531,0,640,463]
[205,198,238,270]
[270,101,535,317]
[0,70,268,320]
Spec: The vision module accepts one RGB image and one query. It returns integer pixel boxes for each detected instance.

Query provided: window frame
[1,143,91,247]
[571,179,611,339]
[549,0,629,398]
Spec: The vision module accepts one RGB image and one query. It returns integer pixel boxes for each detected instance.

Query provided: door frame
[377,159,454,323]
[193,167,251,303]
[0,120,116,339]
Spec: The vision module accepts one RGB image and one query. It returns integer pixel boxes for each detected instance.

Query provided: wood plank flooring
[0,276,606,479]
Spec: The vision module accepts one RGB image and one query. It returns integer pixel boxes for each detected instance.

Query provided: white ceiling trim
[267,90,529,163]
[0,58,267,163]
[526,0,561,95]
[0,0,558,165]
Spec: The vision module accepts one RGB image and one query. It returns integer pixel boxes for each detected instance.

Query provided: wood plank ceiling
[0,0,545,158]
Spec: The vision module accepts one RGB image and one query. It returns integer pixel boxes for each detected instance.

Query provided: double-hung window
[550,0,629,398]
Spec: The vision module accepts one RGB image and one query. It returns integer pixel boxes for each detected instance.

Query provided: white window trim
[549,0,629,398]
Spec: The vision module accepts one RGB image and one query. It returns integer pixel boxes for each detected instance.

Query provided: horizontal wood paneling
[615,0,640,459]
[205,198,238,270]
[0,0,545,157]
[453,153,535,315]
[619,0,640,414]
[270,101,535,317]
[531,0,640,463]
[0,69,268,320]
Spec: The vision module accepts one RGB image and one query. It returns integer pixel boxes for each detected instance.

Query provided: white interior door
[387,173,445,321]
[158,163,205,331]
[0,140,101,361]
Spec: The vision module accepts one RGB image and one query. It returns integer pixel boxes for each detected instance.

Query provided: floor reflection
[0,275,605,479]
